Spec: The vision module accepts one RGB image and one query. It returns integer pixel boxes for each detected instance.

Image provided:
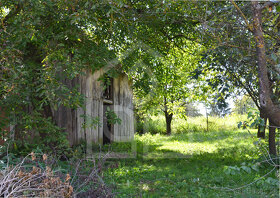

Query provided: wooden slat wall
[113,74,134,142]
[127,78,134,141]
[126,75,134,141]
[113,77,120,142]
[84,72,93,147]
[54,76,79,146]
[54,70,134,146]
[82,69,104,145]
[77,74,86,142]
[119,75,124,141]
[91,69,103,144]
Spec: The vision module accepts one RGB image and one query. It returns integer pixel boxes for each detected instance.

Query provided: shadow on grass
[105,147,276,198]
[103,131,277,198]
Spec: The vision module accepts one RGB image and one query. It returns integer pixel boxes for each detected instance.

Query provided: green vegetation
[103,117,279,197]
[136,114,247,135]
[1,1,280,197]
[1,0,279,154]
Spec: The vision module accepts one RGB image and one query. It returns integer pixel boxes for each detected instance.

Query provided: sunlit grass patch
[104,128,278,198]
[156,141,218,155]
[134,129,259,157]
[138,114,248,134]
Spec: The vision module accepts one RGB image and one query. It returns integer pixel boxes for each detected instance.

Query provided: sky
[198,97,236,117]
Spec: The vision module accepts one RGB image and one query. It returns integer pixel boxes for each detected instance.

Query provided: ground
[103,129,279,198]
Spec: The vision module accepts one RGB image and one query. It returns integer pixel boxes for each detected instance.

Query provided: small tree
[133,44,202,135]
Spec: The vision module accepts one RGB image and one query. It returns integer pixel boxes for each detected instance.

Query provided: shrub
[6,114,71,158]
[136,116,166,134]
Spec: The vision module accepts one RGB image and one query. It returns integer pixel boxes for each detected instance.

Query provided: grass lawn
[103,129,279,197]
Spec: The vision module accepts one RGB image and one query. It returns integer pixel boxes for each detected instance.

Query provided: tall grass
[137,114,247,134]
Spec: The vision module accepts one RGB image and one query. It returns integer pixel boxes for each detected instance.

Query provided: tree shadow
[105,144,273,198]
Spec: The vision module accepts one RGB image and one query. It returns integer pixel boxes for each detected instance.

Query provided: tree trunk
[257,109,266,139]
[164,110,173,136]
[268,119,277,155]
[251,1,280,127]
[163,96,173,135]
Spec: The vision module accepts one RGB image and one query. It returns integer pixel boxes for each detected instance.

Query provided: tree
[0,0,118,151]
[184,1,279,153]
[133,44,202,135]
[1,0,279,154]
[249,1,280,155]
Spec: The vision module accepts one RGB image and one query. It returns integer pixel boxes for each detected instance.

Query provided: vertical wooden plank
[127,76,132,141]
[91,99,96,143]
[76,74,83,143]
[92,99,102,144]
[71,108,76,145]
[128,77,134,141]
[113,77,120,142]
[124,75,128,141]
[98,70,104,144]
[85,97,92,151]
[121,75,134,142]
[72,77,78,145]
[85,72,93,151]
[122,75,127,142]
[120,75,125,142]
[76,107,84,141]
[128,77,135,141]
[126,75,131,141]
[81,73,87,141]
[91,69,103,144]
[118,76,122,142]
[98,99,103,144]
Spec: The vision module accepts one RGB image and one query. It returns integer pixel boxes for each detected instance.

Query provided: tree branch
[230,0,253,32]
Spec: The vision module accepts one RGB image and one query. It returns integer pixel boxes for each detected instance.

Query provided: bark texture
[257,109,266,139]
[251,1,280,154]
[251,1,280,127]
[269,119,277,155]
[164,110,173,136]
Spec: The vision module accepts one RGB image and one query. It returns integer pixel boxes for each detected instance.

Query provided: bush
[136,116,166,134]
[6,115,71,158]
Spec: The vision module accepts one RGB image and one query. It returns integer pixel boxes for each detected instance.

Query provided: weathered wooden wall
[113,74,134,142]
[54,77,79,146]
[54,70,134,146]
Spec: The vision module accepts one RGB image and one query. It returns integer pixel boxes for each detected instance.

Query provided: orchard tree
[183,0,279,153]
[132,44,202,135]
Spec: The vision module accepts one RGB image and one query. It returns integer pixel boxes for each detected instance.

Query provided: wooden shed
[54,69,134,146]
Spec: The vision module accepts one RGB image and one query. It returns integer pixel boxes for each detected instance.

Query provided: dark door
[103,105,112,144]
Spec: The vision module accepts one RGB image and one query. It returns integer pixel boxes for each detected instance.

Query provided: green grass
[103,128,279,197]
[137,114,247,134]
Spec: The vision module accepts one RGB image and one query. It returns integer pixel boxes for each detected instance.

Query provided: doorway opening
[103,77,113,144]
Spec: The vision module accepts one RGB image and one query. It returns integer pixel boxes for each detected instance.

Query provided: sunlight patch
[156,142,218,155]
